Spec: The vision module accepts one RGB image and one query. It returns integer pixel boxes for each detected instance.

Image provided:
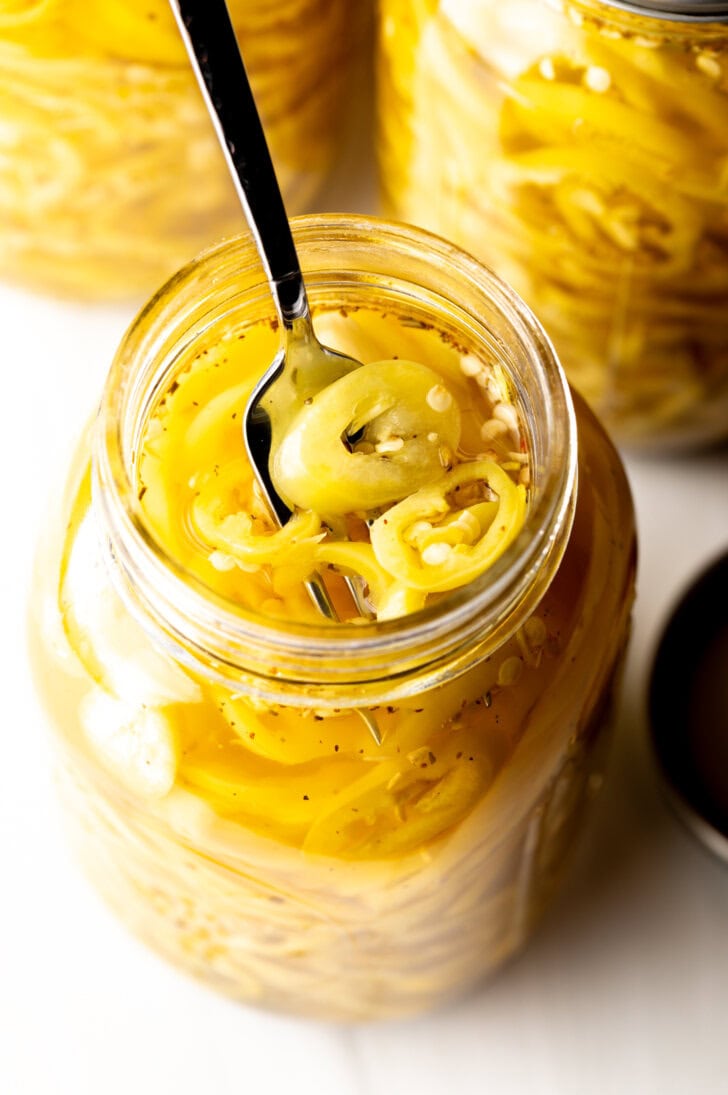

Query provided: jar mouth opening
[94,215,577,695]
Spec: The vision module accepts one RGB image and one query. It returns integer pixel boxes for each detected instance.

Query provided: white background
[2,102,728,1095]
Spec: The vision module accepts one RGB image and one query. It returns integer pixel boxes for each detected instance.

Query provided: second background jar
[377,0,728,448]
[0,0,366,300]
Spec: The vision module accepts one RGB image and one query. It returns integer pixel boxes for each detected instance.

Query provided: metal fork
[169,0,381,743]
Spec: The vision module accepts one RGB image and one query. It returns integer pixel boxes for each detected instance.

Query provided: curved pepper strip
[66,0,194,64]
[192,461,324,571]
[302,728,492,858]
[370,459,526,593]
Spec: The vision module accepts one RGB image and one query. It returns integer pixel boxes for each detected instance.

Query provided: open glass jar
[377,0,728,448]
[0,0,361,299]
[30,216,636,1021]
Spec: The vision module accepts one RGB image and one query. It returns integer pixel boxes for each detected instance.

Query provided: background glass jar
[0,0,364,299]
[29,216,636,1021]
[377,0,728,448]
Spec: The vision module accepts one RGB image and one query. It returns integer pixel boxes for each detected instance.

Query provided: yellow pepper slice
[67,0,187,65]
[217,695,384,765]
[302,728,492,858]
[505,79,696,166]
[370,460,526,593]
[191,459,324,572]
[271,359,461,514]
[313,541,391,608]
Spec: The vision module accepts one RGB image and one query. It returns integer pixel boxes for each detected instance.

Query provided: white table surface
[3,129,728,1095]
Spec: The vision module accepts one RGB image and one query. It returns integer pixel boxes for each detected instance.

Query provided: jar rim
[94,215,577,702]
[574,0,728,22]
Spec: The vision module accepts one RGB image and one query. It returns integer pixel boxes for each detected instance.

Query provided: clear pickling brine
[30,217,636,1020]
[378,0,728,448]
[0,0,363,298]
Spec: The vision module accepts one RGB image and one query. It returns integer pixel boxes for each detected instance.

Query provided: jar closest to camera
[29,216,636,1021]
[0,0,362,299]
[378,0,728,448]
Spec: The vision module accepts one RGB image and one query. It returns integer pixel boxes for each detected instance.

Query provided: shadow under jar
[0,0,361,300]
[30,216,636,1021]
[378,0,728,449]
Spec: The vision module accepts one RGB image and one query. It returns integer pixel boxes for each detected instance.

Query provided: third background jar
[377,0,728,448]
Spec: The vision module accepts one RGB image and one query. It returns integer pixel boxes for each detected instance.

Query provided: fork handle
[169,0,308,329]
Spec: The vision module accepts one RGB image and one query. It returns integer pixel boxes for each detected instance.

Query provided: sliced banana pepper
[192,460,324,572]
[302,730,492,858]
[272,359,461,514]
[370,460,526,593]
[66,0,187,64]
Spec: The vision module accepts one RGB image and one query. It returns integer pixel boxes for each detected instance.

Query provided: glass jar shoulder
[548,387,636,671]
[454,388,636,811]
[29,441,201,793]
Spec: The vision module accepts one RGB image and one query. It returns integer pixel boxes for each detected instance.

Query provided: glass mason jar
[0,0,363,299]
[29,216,636,1021]
[377,0,728,448]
